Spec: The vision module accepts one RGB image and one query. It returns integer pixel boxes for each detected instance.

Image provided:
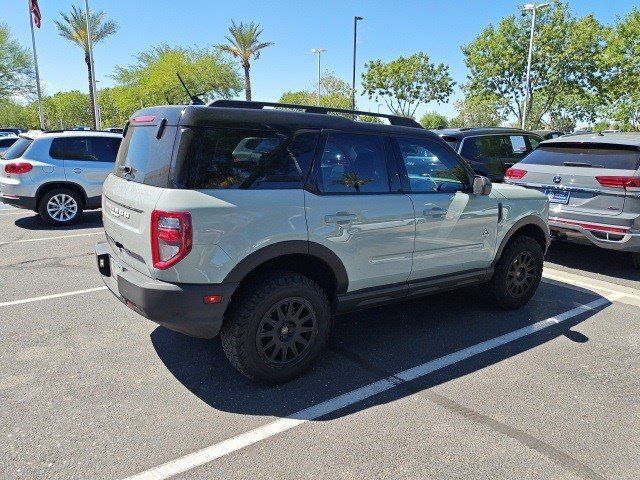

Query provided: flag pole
[27,0,45,130]
[84,0,100,130]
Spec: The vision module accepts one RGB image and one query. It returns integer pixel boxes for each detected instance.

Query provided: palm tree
[55,5,118,129]
[218,20,273,101]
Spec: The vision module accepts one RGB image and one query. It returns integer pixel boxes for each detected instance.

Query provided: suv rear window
[2,137,33,160]
[520,145,640,170]
[115,126,176,187]
[175,128,319,190]
[463,135,531,161]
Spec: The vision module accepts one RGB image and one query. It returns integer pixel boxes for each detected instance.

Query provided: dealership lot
[1,206,638,480]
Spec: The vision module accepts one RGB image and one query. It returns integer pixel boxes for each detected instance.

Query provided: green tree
[112,45,242,111]
[361,52,454,118]
[97,86,130,127]
[601,8,640,130]
[419,111,449,129]
[217,20,273,101]
[0,24,34,100]
[0,99,34,129]
[449,95,504,128]
[55,5,118,129]
[462,1,605,129]
[45,90,92,129]
[279,72,351,109]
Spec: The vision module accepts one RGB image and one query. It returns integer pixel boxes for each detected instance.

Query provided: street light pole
[520,2,549,130]
[352,16,363,111]
[310,48,326,106]
[84,0,100,130]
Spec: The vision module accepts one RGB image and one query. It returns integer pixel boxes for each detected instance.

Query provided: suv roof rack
[206,99,423,129]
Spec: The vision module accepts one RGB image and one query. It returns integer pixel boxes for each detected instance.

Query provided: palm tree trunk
[85,52,97,130]
[243,63,251,101]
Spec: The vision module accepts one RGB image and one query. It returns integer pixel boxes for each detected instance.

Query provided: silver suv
[95,101,550,383]
[504,133,640,267]
[0,130,122,224]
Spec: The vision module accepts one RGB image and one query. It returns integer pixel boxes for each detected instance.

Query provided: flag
[30,0,42,28]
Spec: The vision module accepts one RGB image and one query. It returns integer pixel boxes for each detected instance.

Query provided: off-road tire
[38,188,83,226]
[482,235,543,310]
[220,271,331,383]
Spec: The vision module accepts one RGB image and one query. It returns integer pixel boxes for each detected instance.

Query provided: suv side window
[178,128,319,190]
[463,135,530,161]
[49,137,121,162]
[316,132,389,193]
[394,137,470,193]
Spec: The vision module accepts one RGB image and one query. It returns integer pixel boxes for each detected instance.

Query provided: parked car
[103,127,124,134]
[0,136,19,157]
[533,130,566,140]
[95,101,549,383]
[504,133,640,267]
[0,130,122,224]
[432,128,543,182]
[0,128,26,136]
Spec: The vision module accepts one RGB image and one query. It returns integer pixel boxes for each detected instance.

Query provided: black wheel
[632,252,640,269]
[220,271,331,383]
[38,188,83,225]
[482,235,543,310]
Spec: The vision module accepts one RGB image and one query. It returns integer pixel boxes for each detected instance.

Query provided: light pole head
[355,16,363,21]
[310,48,326,54]
[520,2,549,12]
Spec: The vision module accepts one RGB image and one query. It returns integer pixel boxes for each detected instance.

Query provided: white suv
[0,130,122,224]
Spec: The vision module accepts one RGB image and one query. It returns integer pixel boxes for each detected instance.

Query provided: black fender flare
[222,240,349,294]
[491,215,550,267]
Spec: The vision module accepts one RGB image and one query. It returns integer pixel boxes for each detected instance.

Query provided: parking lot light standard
[520,2,549,130]
[352,16,363,111]
[310,48,326,106]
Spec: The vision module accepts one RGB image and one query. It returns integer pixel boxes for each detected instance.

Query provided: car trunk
[516,144,640,217]
[102,116,178,277]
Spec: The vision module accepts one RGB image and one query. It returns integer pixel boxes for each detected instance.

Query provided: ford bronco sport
[95,101,549,383]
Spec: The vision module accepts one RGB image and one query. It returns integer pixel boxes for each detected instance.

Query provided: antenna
[176,72,204,105]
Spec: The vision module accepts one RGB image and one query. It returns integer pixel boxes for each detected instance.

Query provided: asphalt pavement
[1,206,638,480]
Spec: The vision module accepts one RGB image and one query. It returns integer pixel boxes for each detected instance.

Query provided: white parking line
[0,286,107,308]
[122,291,624,480]
[0,210,30,216]
[542,267,640,301]
[0,231,103,245]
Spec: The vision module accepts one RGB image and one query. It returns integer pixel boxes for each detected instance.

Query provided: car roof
[541,132,640,148]
[128,104,442,139]
[432,127,539,139]
[20,130,122,140]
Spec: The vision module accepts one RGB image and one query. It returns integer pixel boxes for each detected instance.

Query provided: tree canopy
[0,24,35,101]
[361,52,454,118]
[462,1,605,129]
[279,72,351,109]
[419,111,449,129]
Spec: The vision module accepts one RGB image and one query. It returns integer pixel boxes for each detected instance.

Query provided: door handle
[423,206,446,218]
[325,212,357,224]
[73,168,82,174]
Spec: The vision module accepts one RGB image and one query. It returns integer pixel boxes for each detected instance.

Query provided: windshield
[520,145,640,170]
[2,137,33,160]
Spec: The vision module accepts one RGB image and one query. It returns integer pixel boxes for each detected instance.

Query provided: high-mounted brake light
[4,162,33,174]
[595,176,640,191]
[151,210,192,269]
[505,168,527,179]
[132,115,156,123]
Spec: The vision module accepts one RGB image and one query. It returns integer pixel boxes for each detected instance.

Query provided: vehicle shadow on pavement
[13,210,103,231]
[150,281,609,421]
[545,241,640,282]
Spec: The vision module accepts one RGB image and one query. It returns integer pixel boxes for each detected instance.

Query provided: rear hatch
[511,142,640,217]
[102,110,180,276]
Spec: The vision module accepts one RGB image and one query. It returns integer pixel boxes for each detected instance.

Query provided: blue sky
[4,0,638,119]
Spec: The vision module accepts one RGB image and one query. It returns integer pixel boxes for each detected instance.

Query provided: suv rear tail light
[5,162,33,174]
[505,168,527,180]
[596,176,640,191]
[151,210,192,269]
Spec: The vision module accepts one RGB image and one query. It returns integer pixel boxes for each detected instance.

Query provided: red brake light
[505,168,527,179]
[5,162,33,174]
[596,176,640,191]
[151,210,192,269]
[132,115,156,123]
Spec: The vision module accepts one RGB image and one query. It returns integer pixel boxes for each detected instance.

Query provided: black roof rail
[206,99,423,129]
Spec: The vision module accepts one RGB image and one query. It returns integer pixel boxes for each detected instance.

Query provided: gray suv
[95,101,550,383]
[504,133,640,267]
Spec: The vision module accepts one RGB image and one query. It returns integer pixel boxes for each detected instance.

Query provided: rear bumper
[95,241,237,338]
[0,193,36,210]
[549,216,640,253]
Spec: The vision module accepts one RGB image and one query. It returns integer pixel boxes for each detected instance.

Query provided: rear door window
[464,135,531,161]
[316,132,390,194]
[176,128,319,190]
[49,137,121,162]
[520,145,640,170]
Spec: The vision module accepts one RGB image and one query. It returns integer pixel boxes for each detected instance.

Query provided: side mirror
[473,175,492,196]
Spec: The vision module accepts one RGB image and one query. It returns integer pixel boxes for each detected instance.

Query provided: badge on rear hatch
[106,201,130,219]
